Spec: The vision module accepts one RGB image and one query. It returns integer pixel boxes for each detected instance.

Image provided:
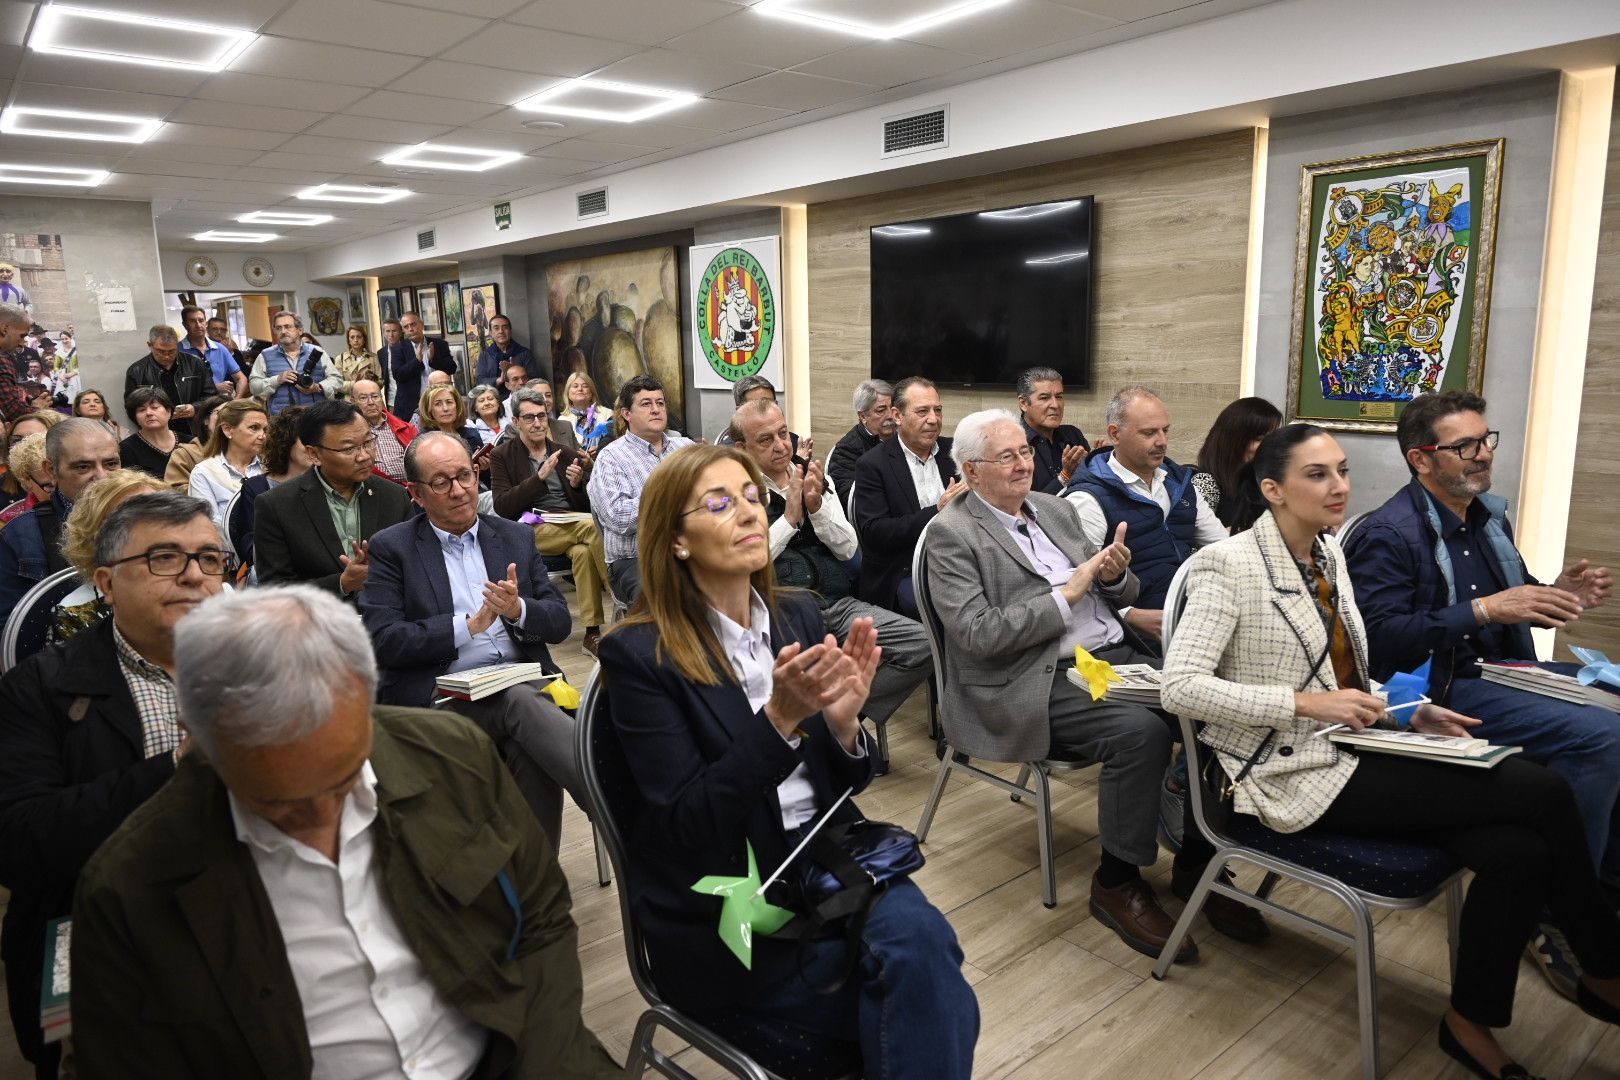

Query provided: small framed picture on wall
[462,282,498,358]
[376,289,399,325]
[399,287,416,315]
[441,282,464,335]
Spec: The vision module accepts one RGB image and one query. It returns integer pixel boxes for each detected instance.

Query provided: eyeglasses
[420,469,477,494]
[315,434,378,457]
[973,446,1035,468]
[352,393,383,404]
[514,411,548,424]
[106,548,236,577]
[1415,430,1499,460]
[682,484,762,518]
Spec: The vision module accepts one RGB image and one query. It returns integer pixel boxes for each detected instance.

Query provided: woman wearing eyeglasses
[1163,422,1620,1080]
[596,444,979,1080]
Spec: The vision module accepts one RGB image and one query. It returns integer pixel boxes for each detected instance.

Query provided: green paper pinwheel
[691,840,796,969]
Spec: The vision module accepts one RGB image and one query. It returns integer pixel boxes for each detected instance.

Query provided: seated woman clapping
[596,443,979,1080]
[1161,423,1620,1080]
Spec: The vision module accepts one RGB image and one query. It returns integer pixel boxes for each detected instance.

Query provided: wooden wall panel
[1561,90,1620,659]
[805,129,1257,463]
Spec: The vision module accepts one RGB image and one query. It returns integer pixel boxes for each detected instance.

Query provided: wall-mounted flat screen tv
[869,196,1095,389]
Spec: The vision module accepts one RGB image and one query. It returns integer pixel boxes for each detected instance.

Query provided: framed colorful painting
[462,282,498,360]
[1286,139,1503,434]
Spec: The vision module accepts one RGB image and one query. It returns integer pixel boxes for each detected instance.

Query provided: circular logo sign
[697,247,775,382]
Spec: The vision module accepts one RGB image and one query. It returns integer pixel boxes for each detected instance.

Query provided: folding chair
[1,567,81,673]
[1151,560,1463,1079]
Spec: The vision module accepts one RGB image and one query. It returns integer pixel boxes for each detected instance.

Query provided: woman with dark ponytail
[1193,396,1282,529]
[1164,424,1620,1080]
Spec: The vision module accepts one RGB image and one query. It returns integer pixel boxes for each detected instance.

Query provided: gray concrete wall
[1254,75,1560,516]
[2,197,164,412]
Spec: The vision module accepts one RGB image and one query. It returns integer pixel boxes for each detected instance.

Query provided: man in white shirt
[733,399,932,771]
[71,584,620,1079]
[1062,387,1228,643]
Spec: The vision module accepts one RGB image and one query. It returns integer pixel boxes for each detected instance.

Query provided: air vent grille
[882,107,947,157]
[577,187,608,219]
[416,228,435,252]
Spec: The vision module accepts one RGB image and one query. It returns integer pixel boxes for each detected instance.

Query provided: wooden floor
[4,589,1618,1078]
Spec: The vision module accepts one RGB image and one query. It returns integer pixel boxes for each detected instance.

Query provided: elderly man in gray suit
[925,409,1263,961]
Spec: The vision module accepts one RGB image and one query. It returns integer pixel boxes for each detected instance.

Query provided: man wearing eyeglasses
[253,400,413,601]
[359,432,581,846]
[0,491,229,1079]
[1347,389,1620,991]
[350,377,417,484]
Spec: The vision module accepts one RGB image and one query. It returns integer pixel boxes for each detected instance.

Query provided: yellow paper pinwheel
[1073,645,1121,702]
[543,677,581,711]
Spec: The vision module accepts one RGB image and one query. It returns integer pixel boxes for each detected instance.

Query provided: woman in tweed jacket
[1162,423,1620,1080]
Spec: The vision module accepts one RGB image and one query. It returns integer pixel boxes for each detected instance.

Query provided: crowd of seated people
[4,351,1620,1080]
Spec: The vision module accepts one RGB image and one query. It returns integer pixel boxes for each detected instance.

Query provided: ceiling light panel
[0,106,164,143]
[380,143,522,173]
[0,164,110,187]
[514,78,698,123]
[752,0,1014,39]
[194,230,277,242]
[296,184,412,204]
[237,211,333,225]
[29,5,257,72]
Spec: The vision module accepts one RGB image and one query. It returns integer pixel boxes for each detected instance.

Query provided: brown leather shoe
[1170,863,1269,944]
[1089,871,1197,963]
[582,627,601,658]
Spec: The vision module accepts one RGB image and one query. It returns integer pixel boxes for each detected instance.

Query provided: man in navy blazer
[384,312,456,420]
[358,431,581,845]
[852,376,966,616]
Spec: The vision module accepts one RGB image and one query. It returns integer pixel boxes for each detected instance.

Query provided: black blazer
[359,513,571,708]
[595,592,874,1011]
[383,338,456,420]
[252,468,415,597]
[828,422,881,505]
[0,618,175,1064]
[851,434,956,611]
[488,438,590,521]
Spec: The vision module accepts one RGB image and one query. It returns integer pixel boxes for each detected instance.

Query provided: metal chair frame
[1149,560,1463,1079]
[909,517,1094,909]
[1337,510,1372,547]
[575,666,811,1080]
[1,566,80,674]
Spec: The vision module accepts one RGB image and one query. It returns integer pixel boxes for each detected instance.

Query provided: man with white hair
[70,584,620,1078]
[0,302,36,420]
[0,418,120,617]
[926,409,1263,959]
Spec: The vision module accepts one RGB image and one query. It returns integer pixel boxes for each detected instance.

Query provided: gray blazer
[1160,511,1372,833]
[924,491,1138,762]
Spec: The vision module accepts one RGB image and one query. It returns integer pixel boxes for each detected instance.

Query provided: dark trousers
[608,557,641,606]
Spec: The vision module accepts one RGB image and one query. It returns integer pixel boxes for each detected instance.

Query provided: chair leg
[1152,853,1224,980]
[1256,871,1282,900]
[1011,764,1031,804]
[1349,897,1383,1080]
[625,1009,660,1079]
[1445,876,1463,983]
[874,716,890,773]
[926,679,941,741]
[915,744,955,842]
[1032,764,1058,909]
[593,824,612,887]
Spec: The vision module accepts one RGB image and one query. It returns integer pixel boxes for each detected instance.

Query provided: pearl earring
[675,548,689,559]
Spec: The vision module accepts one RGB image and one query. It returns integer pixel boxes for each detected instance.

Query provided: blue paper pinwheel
[1381,658,1431,722]
[1570,646,1620,691]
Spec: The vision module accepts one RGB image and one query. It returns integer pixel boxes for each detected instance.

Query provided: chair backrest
[1159,559,1240,850]
[1,567,82,674]
[224,489,253,559]
[844,480,858,527]
[573,664,662,1007]
[1336,511,1371,551]
[909,516,957,726]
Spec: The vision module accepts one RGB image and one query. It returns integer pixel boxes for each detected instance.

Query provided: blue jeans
[1448,676,1620,879]
[691,878,979,1080]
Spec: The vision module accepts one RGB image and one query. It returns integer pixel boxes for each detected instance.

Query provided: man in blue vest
[1062,386,1227,643]
[248,310,340,415]
[1346,390,1619,997]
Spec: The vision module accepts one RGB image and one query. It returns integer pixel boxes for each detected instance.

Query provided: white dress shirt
[229,763,486,1080]
[763,469,858,562]
[900,438,946,509]
[977,494,1123,653]
[705,589,865,830]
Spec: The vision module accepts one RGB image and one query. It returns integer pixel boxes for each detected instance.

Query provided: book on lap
[1066,662,1162,705]
[435,662,556,702]
[1324,727,1523,768]
[1477,660,1620,714]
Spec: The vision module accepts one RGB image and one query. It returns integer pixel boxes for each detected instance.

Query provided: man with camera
[248,310,339,415]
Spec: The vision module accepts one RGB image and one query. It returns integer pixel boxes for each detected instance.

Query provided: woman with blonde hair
[52,467,169,640]
[2,431,50,524]
[187,398,268,526]
[332,325,382,399]
[561,370,611,452]
[418,383,482,458]
[596,443,978,1080]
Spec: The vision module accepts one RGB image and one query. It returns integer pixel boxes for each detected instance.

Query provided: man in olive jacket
[70,585,620,1079]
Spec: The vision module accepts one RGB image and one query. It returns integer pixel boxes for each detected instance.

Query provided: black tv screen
[869,196,1095,389]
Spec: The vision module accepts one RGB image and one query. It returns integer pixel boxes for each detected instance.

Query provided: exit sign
[494,202,511,230]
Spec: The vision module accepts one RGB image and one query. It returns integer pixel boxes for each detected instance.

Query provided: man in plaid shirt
[0,303,37,422]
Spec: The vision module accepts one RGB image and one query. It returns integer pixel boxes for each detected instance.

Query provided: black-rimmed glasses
[1415,430,1499,460]
[105,548,236,577]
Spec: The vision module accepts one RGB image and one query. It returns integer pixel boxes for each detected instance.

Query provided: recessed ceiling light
[753,0,1014,39]
[0,164,110,187]
[237,211,333,225]
[194,230,276,243]
[521,119,567,131]
[873,224,931,238]
[29,4,256,72]
[296,184,412,204]
[514,78,698,123]
[0,106,163,144]
[381,142,523,172]
[980,200,1080,220]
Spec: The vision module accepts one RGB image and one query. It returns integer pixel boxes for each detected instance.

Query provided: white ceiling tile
[228,164,342,185]
[227,36,420,88]
[344,90,504,124]
[19,52,213,95]
[0,136,121,164]
[112,0,285,28]
[120,143,263,167]
[570,118,718,148]
[8,80,186,117]
[440,24,641,76]
[530,138,662,163]
[663,9,854,69]
[1046,0,1197,19]
[265,0,491,55]
[668,97,794,132]
[387,0,528,18]
[250,149,390,173]
[505,0,736,46]
[166,99,326,134]
[589,46,774,94]
[0,2,32,47]
[150,124,292,150]
[305,113,451,143]
[793,40,984,87]
[898,1,1116,57]
[272,132,415,161]
[194,72,371,113]
[460,108,612,140]
[385,59,565,105]
[120,159,243,180]
[0,43,20,81]
[710,69,877,111]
